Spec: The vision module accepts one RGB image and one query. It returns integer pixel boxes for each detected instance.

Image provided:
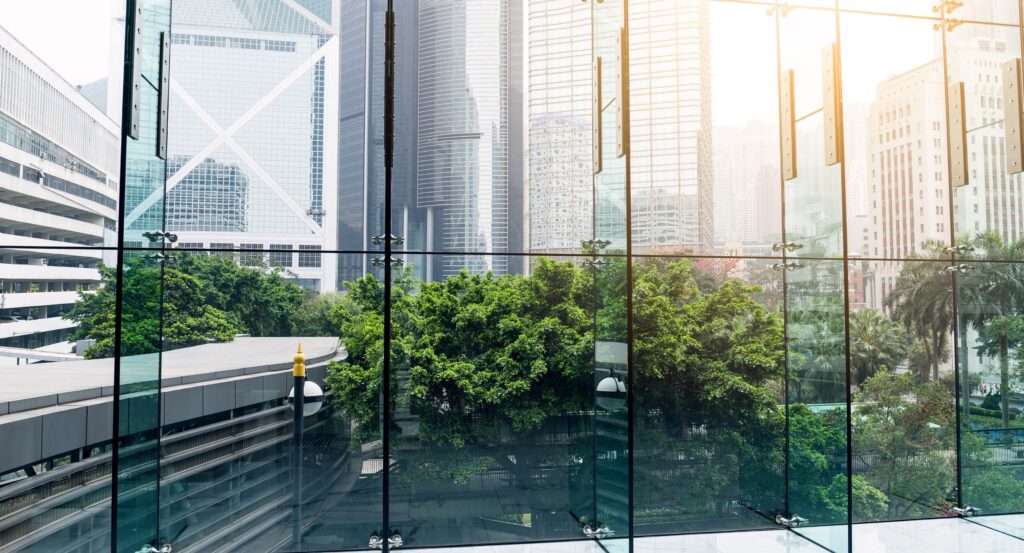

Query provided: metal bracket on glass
[157,31,170,159]
[371,256,404,268]
[933,17,964,32]
[615,27,629,158]
[952,506,981,517]
[369,531,403,549]
[581,239,612,250]
[142,231,179,244]
[1003,58,1024,174]
[765,3,793,16]
[942,244,974,255]
[780,68,796,181]
[593,56,603,174]
[582,523,615,539]
[771,242,803,253]
[947,81,968,186]
[932,1,963,15]
[944,264,975,274]
[822,43,843,166]
[145,252,177,264]
[775,514,807,528]
[127,2,143,140]
[371,234,405,246]
[135,545,172,553]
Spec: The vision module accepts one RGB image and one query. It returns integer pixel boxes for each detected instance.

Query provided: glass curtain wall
[13,0,1024,552]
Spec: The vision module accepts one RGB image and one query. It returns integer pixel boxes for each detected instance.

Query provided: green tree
[886,242,953,382]
[852,372,956,519]
[849,309,907,389]
[977,315,1024,430]
[64,253,307,359]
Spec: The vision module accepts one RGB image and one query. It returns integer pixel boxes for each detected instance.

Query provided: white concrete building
[0,25,119,354]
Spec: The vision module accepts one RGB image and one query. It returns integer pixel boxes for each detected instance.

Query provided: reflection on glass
[785,260,849,552]
[959,261,1024,535]
[850,259,957,523]
[633,257,785,534]
[383,254,594,548]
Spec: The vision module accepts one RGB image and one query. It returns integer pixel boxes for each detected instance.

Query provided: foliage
[849,309,907,389]
[64,253,307,358]
[852,372,956,520]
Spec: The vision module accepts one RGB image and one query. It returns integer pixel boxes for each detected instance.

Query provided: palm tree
[886,242,953,382]
[849,308,907,388]
[977,315,1024,430]
[960,232,1024,429]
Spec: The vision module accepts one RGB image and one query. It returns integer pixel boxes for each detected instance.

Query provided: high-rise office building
[527,0,713,256]
[129,0,341,292]
[526,0,593,255]
[416,0,523,279]
[629,0,713,254]
[338,0,523,283]
[0,25,119,355]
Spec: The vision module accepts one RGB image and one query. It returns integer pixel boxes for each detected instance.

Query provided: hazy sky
[0,0,118,86]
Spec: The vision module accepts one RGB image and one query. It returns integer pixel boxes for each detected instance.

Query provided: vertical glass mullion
[113,0,170,551]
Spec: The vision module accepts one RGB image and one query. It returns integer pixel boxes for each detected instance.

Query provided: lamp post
[291,344,305,550]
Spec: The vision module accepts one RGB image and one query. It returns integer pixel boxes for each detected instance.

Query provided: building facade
[132,0,341,292]
[0,26,119,355]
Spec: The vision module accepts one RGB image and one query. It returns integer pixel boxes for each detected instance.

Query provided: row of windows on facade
[0,48,116,181]
[170,33,296,52]
[0,153,116,212]
[131,243,325,268]
[0,112,107,185]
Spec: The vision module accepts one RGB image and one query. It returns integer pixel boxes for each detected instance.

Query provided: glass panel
[840,0,1018,23]
[161,0,342,292]
[850,259,958,523]
[705,0,782,256]
[594,1,630,551]
[946,20,1024,260]
[840,12,951,260]
[785,260,849,552]
[779,6,844,259]
[386,253,594,549]
[116,1,170,551]
[958,260,1024,538]
[146,250,382,552]
[0,248,116,552]
[633,257,786,534]
[629,0,713,255]
[396,0,530,267]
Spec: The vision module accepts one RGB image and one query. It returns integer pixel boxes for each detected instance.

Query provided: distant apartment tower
[527,0,593,255]
[0,26,119,352]
[338,0,522,282]
[630,0,713,254]
[416,0,524,279]
[127,0,341,292]
[526,0,713,256]
[866,58,949,262]
[947,34,1024,244]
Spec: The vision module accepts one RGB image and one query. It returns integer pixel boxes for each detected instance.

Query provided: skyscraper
[526,0,714,256]
[0,25,120,354]
[416,0,523,280]
[131,0,341,292]
[527,0,594,255]
[338,0,522,283]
